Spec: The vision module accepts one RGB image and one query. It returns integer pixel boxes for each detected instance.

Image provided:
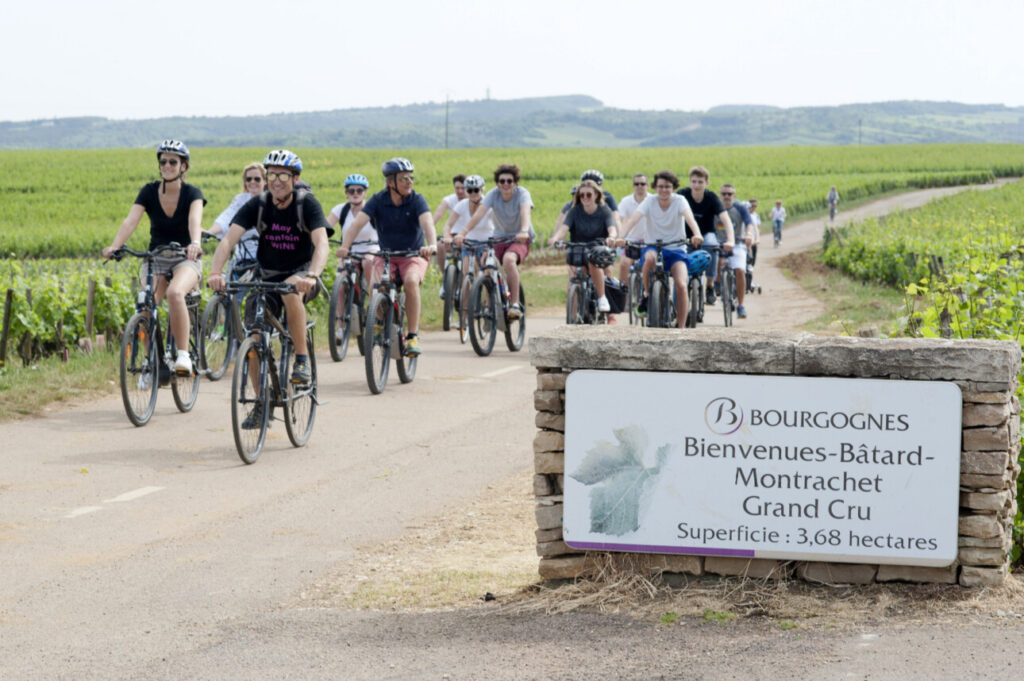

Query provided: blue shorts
[642,246,689,273]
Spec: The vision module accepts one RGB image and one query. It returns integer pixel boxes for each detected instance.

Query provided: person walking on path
[770,199,786,247]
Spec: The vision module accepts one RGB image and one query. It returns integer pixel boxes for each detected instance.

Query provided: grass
[0,347,118,421]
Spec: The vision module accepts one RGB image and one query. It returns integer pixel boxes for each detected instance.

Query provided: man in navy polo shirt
[338,157,437,357]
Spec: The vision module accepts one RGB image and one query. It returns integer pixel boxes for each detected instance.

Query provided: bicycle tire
[231,337,269,464]
[364,292,391,394]
[566,283,585,325]
[458,274,471,344]
[628,271,642,326]
[504,283,526,352]
[119,312,159,427]
[649,279,668,329]
[442,263,458,332]
[284,327,317,446]
[199,293,233,381]
[327,275,351,362]
[356,288,367,356]
[469,276,497,357]
[686,276,701,328]
[722,269,734,327]
[395,294,417,384]
[171,306,200,413]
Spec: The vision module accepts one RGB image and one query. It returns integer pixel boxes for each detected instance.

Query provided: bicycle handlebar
[224,280,299,295]
[107,243,186,261]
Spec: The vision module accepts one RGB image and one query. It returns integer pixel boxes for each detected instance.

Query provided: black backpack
[254,188,310,236]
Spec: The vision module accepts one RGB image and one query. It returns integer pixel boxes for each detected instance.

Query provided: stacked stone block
[530,326,1021,587]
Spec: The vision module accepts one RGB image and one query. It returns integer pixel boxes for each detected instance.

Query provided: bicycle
[636,239,688,329]
[706,245,737,327]
[745,249,762,295]
[684,241,711,329]
[327,239,375,362]
[224,278,318,464]
[623,242,645,327]
[454,240,487,345]
[198,232,258,381]
[363,249,421,394]
[109,244,201,427]
[557,240,607,326]
[441,240,465,335]
[467,236,526,357]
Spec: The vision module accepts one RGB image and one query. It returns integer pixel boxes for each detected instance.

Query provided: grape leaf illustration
[570,426,670,536]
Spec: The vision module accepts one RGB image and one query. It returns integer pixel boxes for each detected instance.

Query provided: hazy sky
[3,0,1022,122]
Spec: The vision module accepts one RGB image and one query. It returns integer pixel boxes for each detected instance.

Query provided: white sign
[563,371,962,567]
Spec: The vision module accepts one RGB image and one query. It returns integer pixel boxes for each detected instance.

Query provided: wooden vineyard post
[0,288,12,367]
[82,280,97,354]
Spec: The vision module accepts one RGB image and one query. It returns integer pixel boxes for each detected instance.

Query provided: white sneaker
[597,296,611,313]
[438,284,446,299]
[137,373,152,390]
[173,353,193,376]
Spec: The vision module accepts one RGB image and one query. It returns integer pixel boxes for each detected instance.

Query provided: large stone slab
[797,562,877,585]
[704,557,788,579]
[876,564,958,584]
[960,566,1006,587]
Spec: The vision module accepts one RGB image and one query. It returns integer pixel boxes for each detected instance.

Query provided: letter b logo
[705,397,743,435]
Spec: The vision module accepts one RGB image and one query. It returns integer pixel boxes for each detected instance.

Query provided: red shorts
[372,255,428,283]
[495,240,530,264]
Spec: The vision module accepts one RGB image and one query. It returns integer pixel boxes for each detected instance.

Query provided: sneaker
[173,353,192,376]
[597,295,610,313]
[438,284,446,300]
[706,288,716,305]
[137,372,152,390]
[242,402,264,430]
[507,302,523,320]
[404,335,422,357]
[738,305,747,319]
[291,358,311,385]
[637,296,648,315]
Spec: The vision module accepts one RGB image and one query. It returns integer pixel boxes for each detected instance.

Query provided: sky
[3,0,1023,122]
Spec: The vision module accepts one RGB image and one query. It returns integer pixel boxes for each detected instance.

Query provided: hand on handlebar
[419,244,437,259]
[102,245,118,259]
[690,234,704,248]
[207,272,226,292]
[185,242,202,261]
[294,275,316,295]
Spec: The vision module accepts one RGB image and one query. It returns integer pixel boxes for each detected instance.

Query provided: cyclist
[328,173,378,288]
[677,165,734,305]
[103,140,205,375]
[827,185,840,221]
[747,197,761,291]
[770,199,787,245]
[337,157,437,357]
[207,149,332,388]
[553,184,579,242]
[206,163,266,277]
[580,169,621,232]
[462,163,533,320]
[548,179,618,314]
[448,174,494,264]
[719,184,753,318]
[434,174,467,297]
[618,170,702,328]
[616,173,650,286]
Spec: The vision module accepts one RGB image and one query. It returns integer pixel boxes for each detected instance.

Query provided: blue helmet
[687,249,712,277]
[263,149,303,174]
[381,157,414,177]
[156,139,190,162]
[345,173,369,188]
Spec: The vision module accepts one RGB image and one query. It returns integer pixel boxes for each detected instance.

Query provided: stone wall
[530,327,1021,587]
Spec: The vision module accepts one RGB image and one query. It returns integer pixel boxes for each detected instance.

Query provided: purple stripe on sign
[566,541,755,557]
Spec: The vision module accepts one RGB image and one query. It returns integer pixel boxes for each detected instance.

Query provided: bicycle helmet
[587,245,615,268]
[570,184,579,195]
[345,173,369,188]
[687,249,712,277]
[156,139,190,161]
[463,174,485,190]
[580,169,604,185]
[263,149,303,174]
[381,157,414,177]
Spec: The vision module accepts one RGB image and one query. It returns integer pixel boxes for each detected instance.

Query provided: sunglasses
[466,187,481,194]
[497,178,516,185]
[578,192,596,199]
[266,171,294,182]
[159,158,180,167]
[245,176,263,183]
[633,182,647,186]
[721,192,735,196]
[346,186,366,194]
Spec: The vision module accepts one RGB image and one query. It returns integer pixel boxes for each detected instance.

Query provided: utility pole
[445,94,449,149]
[858,118,863,145]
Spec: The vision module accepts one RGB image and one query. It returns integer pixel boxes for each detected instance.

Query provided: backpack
[254,188,310,236]
[337,202,377,230]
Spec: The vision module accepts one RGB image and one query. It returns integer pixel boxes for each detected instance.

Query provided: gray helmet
[580,169,604,185]
[263,149,303,174]
[464,174,485,190]
[156,139,190,162]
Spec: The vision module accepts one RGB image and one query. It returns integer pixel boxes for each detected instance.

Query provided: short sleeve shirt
[637,194,693,243]
[231,190,331,272]
[721,203,751,242]
[134,181,206,250]
[330,202,379,254]
[564,204,614,242]
[482,186,535,239]
[601,190,618,212]
[617,193,649,242]
[361,189,430,251]
[677,187,725,238]
[452,198,494,240]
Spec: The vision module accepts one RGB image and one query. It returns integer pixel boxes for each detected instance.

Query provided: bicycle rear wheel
[442,263,458,332]
[566,283,585,325]
[199,293,233,381]
[504,283,526,352]
[627,270,642,326]
[284,328,317,446]
[231,337,269,464]
[469,276,497,357]
[458,275,471,344]
[722,269,734,327]
[395,295,417,384]
[171,306,200,412]
[686,276,701,328]
[327,275,352,362]
[364,292,391,394]
[119,312,159,427]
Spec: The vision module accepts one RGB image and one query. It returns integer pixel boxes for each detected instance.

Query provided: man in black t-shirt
[208,150,331,390]
[677,165,734,305]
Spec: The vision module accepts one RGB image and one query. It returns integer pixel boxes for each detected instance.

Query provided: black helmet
[382,157,414,177]
[587,245,615,268]
[580,169,604,185]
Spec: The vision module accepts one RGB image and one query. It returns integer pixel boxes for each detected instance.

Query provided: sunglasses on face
[346,186,366,194]
[466,188,481,194]
[498,178,515,185]
[159,158,180,167]
[633,182,647,186]
[722,192,735,196]
[266,171,294,182]
[578,192,596,199]
[245,176,263,183]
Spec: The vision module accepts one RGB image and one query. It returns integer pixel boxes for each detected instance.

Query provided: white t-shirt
[637,194,693,243]
[618,193,649,243]
[330,202,379,254]
[440,193,459,214]
[451,198,495,240]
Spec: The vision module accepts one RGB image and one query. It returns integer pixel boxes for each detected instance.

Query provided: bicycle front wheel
[458,275,471,344]
[442,263,458,332]
[284,328,317,446]
[686,276,701,328]
[628,271,642,326]
[648,279,668,329]
[364,292,392,394]
[469,276,497,357]
[504,283,526,352]
[119,313,159,427]
[566,283,585,325]
[395,294,417,384]
[199,293,233,381]
[231,337,269,464]
[171,306,200,412]
[327,275,352,362]
[722,270,734,327]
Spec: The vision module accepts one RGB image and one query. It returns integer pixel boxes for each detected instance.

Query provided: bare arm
[516,204,531,242]
[338,211,370,257]
[102,204,145,258]
[419,211,438,258]
[431,198,450,226]
[207,224,246,290]
[185,198,204,261]
[463,201,488,234]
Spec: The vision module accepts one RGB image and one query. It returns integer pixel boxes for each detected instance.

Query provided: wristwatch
[306,270,318,278]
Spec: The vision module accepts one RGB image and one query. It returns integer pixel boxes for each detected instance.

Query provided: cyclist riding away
[103,139,205,375]
[207,149,332,387]
[337,157,437,357]
[677,165,735,304]
[548,179,618,313]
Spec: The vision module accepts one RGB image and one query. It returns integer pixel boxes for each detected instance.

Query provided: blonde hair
[572,180,605,207]
[241,162,267,191]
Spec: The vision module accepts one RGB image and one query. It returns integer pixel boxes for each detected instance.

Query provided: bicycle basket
[624,244,643,261]
[565,245,589,267]
[687,249,712,277]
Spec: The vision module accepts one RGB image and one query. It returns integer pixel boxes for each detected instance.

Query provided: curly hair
[493,163,521,185]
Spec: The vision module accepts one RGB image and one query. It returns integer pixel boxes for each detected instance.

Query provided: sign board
[563,371,962,567]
